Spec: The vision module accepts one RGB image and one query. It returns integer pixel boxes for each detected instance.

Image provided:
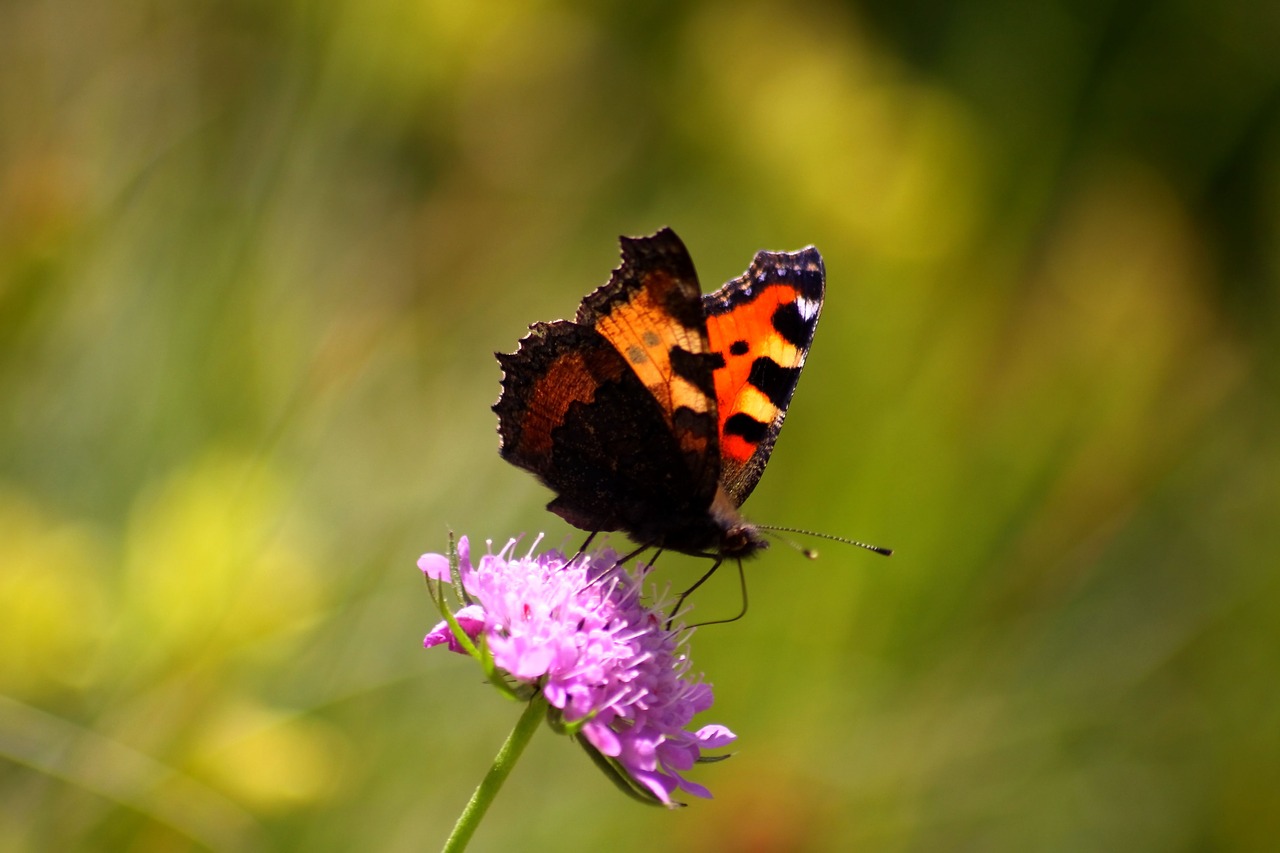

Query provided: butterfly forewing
[574,228,723,498]
[703,247,825,506]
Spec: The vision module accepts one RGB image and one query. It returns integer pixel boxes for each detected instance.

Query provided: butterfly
[493,227,832,569]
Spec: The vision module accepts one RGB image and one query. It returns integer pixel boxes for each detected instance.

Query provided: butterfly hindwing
[704,247,825,507]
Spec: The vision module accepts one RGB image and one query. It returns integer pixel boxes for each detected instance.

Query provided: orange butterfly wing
[704,247,825,506]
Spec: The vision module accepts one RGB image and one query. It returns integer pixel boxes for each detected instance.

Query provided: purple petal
[694,724,736,749]
[501,640,555,680]
[627,768,679,805]
[617,729,660,771]
[686,682,714,714]
[658,740,698,772]
[418,553,450,581]
[423,605,486,653]
[582,721,622,757]
[566,693,598,720]
[677,776,713,799]
[542,681,567,709]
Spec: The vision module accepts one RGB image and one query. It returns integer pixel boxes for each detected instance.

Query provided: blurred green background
[2,0,1278,850]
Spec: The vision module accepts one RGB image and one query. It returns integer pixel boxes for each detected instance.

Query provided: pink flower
[421,536,736,805]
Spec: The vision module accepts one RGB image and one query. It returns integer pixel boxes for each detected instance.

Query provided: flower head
[420,535,736,805]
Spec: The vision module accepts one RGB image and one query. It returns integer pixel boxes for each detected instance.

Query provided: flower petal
[417,553,450,581]
[627,768,680,805]
[694,724,736,749]
[582,721,622,757]
[423,604,486,653]
[658,740,698,772]
[677,776,713,799]
[499,639,554,680]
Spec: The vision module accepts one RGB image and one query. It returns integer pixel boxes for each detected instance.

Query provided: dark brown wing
[494,320,719,545]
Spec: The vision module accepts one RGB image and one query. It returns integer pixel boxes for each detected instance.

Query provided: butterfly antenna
[758,525,893,558]
[760,529,820,560]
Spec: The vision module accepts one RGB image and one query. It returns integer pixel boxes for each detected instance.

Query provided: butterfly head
[718,520,769,559]
[708,487,769,559]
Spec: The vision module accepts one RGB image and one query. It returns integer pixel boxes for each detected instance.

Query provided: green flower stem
[441,693,548,853]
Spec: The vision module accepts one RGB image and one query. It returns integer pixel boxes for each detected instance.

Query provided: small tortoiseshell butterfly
[494,227,835,567]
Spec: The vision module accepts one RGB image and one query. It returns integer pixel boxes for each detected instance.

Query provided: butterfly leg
[611,543,652,570]
[570,531,599,563]
[581,541,654,593]
[683,561,750,629]
[666,556,723,628]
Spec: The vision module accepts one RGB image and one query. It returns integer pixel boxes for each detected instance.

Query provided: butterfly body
[493,228,823,560]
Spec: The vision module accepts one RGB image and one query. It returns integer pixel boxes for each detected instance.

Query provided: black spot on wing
[729,339,750,356]
[772,301,815,348]
[724,412,768,444]
[791,252,825,301]
[747,357,801,409]
[673,405,717,443]
[670,346,718,396]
